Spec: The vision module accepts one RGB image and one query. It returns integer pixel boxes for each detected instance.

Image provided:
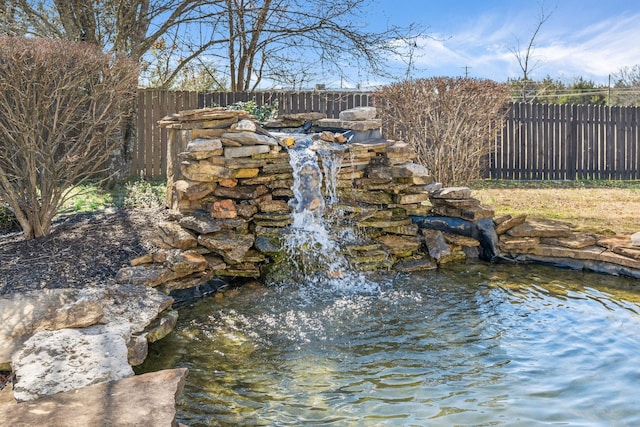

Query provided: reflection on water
[137,264,640,426]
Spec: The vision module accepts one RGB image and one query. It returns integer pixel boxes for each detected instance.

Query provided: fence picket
[132,91,639,180]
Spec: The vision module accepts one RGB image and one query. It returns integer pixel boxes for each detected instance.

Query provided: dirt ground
[0,208,169,296]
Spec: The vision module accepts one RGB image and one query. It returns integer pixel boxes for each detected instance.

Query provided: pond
[137,263,640,426]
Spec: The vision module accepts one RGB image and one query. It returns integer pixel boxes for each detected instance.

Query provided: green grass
[470,179,640,190]
[59,179,167,214]
[1,179,167,231]
[471,180,640,235]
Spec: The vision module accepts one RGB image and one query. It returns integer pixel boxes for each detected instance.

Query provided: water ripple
[138,264,640,426]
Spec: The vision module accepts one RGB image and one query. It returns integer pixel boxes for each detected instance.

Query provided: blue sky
[342,0,640,87]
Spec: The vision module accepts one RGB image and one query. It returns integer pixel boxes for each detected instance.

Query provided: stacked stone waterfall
[117,106,492,293]
[116,105,640,293]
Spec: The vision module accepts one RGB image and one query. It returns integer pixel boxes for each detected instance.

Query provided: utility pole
[462,66,471,78]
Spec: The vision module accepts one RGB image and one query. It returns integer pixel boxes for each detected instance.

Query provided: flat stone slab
[507,219,573,238]
[224,144,270,158]
[430,187,472,199]
[316,118,382,131]
[541,233,597,249]
[0,368,188,427]
[339,106,377,121]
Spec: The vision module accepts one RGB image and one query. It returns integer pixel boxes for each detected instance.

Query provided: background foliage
[0,37,138,239]
[375,78,511,186]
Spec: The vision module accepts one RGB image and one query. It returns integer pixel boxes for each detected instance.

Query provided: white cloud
[393,9,640,84]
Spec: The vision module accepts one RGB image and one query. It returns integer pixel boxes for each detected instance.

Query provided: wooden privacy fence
[132,90,639,180]
[131,89,372,178]
[490,103,640,180]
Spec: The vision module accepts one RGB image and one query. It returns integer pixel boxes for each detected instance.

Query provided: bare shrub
[374,78,511,186]
[0,37,138,239]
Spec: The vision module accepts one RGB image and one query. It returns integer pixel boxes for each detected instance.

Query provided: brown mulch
[0,208,170,296]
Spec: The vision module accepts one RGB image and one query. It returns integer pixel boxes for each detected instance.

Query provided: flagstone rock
[1,368,188,427]
[158,221,198,250]
[394,193,430,205]
[115,265,177,287]
[179,214,222,234]
[192,128,227,139]
[11,325,134,402]
[376,235,422,256]
[596,235,633,250]
[212,199,237,219]
[198,231,255,263]
[393,257,438,272]
[431,187,473,199]
[174,106,248,121]
[224,145,271,158]
[0,289,104,369]
[174,180,216,201]
[499,235,540,253]
[181,162,232,181]
[185,138,224,159]
[392,163,431,178]
[541,233,597,249]
[612,246,640,260]
[432,204,494,221]
[259,198,291,213]
[219,178,238,187]
[221,131,278,146]
[339,106,377,121]
[236,203,259,219]
[442,232,481,247]
[164,250,209,276]
[231,119,257,132]
[494,214,527,235]
[316,118,382,131]
[158,270,215,295]
[214,184,269,200]
[145,310,179,343]
[599,250,640,269]
[422,229,451,260]
[507,219,573,238]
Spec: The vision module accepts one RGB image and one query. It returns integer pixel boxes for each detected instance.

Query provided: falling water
[281,136,370,291]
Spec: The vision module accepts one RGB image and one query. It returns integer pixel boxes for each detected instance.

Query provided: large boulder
[2,284,174,401]
[0,289,104,370]
[11,325,134,402]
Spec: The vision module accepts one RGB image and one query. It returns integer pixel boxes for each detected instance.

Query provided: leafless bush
[374,77,510,186]
[0,37,138,239]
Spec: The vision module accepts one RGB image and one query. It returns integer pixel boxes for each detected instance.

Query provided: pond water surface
[138,263,640,426]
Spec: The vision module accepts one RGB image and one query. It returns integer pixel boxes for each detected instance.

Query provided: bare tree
[509,3,555,102]
[612,64,640,106]
[0,37,138,239]
[375,78,511,185]
[1,1,424,91]
[0,1,219,63]
[204,0,425,91]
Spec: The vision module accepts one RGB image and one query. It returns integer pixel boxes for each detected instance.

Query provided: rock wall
[119,106,493,294]
[496,215,640,278]
[117,105,640,297]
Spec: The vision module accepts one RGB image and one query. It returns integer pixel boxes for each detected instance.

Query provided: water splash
[282,136,375,293]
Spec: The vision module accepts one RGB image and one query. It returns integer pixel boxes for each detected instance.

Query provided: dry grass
[471,181,640,235]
